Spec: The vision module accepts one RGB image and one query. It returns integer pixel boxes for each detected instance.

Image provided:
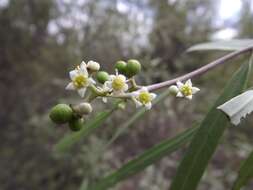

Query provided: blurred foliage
[0,0,253,189]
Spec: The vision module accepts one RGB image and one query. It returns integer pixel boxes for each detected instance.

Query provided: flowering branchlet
[170,79,200,100]
[50,59,200,131]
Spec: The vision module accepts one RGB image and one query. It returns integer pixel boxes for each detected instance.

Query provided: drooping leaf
[233,150,253,190]
[86,126,199,190]
[54,102,119,154]
[170,61,251,190]
[218,90,253,125]
[79,86,180,189]
[187,39,253,52]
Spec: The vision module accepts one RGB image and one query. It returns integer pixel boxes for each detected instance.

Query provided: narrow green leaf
[79,87,177,189]
[187,39,253,52]
[233,151,253,190]
[170,61,251,190]
[86,126,199,190]
[54,103,119,154]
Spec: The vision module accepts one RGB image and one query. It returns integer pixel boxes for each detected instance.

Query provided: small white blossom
[174,79,200,100]
[104,71,128,95]
[65,61,96,97]
[87,60,100,71]
[132,87,157,110]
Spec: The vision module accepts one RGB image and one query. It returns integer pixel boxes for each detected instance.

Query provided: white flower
[65,61,96,97]
[132,87,157,110]
[87,60,100,71]
[104,71,128,95]
[175,79,200,100]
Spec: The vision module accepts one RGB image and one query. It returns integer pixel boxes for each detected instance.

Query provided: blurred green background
[1,0,253,189]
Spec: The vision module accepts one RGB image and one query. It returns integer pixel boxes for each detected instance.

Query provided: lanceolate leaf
[170,61,251,190]
[218,90,253,126]
[233,151,253,190]
[187,39,253,52]
[79,86,181,189]
[54,103,119,154]
[86,126,199,190]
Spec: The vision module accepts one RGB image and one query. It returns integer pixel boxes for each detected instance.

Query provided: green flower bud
[73,102,93,115]
[96,71,109,84]
[49,104,73,124]
[126,59,141,77]
[115,60,127,74]
[168,85,179,96]
[69,118,84,131]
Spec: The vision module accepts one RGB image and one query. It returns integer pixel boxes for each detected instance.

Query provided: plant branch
[147,46,253,91]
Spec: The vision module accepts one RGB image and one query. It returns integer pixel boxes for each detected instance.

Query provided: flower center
[181,85,192,96]
[73,75,88,89]
[112,76,125,90]
[139,92,151,104]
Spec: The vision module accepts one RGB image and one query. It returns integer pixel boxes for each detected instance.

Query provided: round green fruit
[126,59,141,77]
[69,118,84,131]
[96,71,109,84]
[115,60,127,74]
[49,104,73,124]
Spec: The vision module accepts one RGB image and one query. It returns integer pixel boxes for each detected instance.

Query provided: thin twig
[147,46,253,91]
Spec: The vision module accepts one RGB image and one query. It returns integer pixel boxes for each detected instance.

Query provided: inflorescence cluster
[50,59,200,131]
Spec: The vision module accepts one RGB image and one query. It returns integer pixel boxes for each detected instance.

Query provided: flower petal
[118,74,126,81]
[176,81,184,89]
[89,78,96,85]
[185,79,192,87]
[80,61,86,68]
[176,92,184,97]
[104,81,112,89]
[77,88,87,97]
[80,61,88,75]
[150,93,157,100]
[109,75,116,80]
[102,97,107,103]
[69,70,78,80]
[65,82,75,90]
[186,95,193,100]
[133,98,142,108]
[145,102,152,110]
[192,87,200,94]
[123,84,128,91]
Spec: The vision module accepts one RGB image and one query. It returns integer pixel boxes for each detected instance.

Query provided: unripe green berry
[49,104,73,124]
[126,59,141,77]
[96,71,109,84]
[69,118,84,131]
[115,60,127,74]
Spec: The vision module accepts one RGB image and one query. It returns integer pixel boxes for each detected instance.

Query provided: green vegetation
[1,0,253,190]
